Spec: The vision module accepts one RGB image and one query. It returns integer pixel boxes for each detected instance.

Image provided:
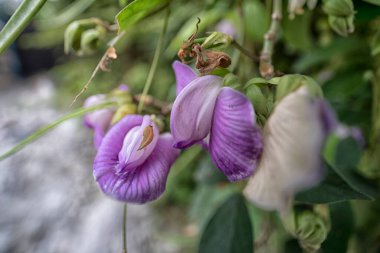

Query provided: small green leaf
[243,0,269,42]
[199,194,253,253]
[0,102,116,162]
[322,202,354,253]
[116,0,169,32]
[0,0,48,54]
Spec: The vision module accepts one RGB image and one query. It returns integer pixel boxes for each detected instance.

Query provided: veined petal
[244,86,325,212]
[209,87,263,182]
[173,61,197,95]
[170,75,222,149]
[94,133,179,203]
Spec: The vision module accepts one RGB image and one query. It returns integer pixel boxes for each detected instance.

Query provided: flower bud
[201,31,233,50]
[80,26,106,55]
[282,208,329,253]
[323,0,355,36]
[110,104,137,125]
[109,84,133,105]
[323,0,354,17]
[328,15,355,37]
[64,19,107,55]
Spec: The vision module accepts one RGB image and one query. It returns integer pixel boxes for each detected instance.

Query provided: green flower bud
[282,208,330,253]
[64,21,82,54]
[110,87,133,105]
[80,26,106,55]
[296,211,329,252]
[270,74,323,103]
[323,0,354,17]
[323,0,355,36]
[328,15,354,37]
[111,104,137,125]
[64,18,107,55]
[201,31,233,50]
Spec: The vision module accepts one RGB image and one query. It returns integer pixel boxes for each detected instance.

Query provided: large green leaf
[322,202,354,253]
[199,194,253,253]
[116,0,169,32]
[0,0,48,54]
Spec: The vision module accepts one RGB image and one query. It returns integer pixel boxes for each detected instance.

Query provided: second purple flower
[170,61,263,182]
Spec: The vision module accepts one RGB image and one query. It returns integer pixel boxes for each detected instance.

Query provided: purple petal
[172,61,197,95]
[170,75,222,149]
[94,132,179,203]
[83,94,114,148]
[209,87,263,182]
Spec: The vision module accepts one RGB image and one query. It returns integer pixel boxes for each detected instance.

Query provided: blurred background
[1,0,380,252]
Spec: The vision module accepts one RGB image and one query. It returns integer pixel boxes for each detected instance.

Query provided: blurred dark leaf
[322,202,354,253]
[284,239,303,253]
[296,168,371,204]
[194,155,227,185]
[324,135,378,199]
[199,193,253,253]
[243,0,269,42]
[361,0,380,6]
[283,11,313,51]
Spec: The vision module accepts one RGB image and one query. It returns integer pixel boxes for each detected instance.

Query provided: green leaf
[0,102,116,162]
[322,202,354,253]
[116,0,169,32]
[324,135,378,199]
[199,194,253,253]
[296,168,371,204]
[243,0,269,42]
[362,0,380,6]
[283,11,313,51]
[0,0,48,54]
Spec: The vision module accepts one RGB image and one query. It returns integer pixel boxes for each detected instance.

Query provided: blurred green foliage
[4,0,380,252]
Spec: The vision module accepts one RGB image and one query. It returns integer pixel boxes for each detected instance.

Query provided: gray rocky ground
[0,76,179,253]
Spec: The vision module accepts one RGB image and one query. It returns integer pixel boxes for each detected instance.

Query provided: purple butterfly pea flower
[93,115,180,203]
[83,94,114,149]
[244,86,336,212]
[170,61,263,182]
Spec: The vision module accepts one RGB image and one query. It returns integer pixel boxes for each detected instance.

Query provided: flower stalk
[137,7,170,113]
[260,0,282,79]
[122,204,127,253]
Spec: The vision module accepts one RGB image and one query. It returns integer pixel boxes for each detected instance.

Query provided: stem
[122,204,127,253]
[231,40,258,62]
[259,0,282,79]
[70,31,126,107]
[0,0,48,54]
[137,7,170,113]
[133,94,172,115]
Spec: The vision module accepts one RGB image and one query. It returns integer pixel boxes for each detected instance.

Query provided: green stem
[137,7,170,113]
[122,204,127,253]
[0,101,117,161]
[259,0,282,79]
[0,0,48,54]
